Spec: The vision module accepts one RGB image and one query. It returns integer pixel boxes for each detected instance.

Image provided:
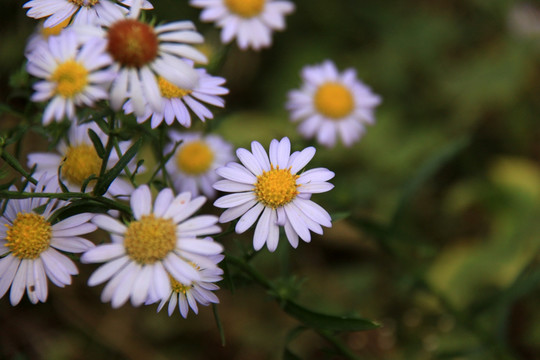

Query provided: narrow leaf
[282,300,379,332]
[94,137,142,196]
[88,129,105,159]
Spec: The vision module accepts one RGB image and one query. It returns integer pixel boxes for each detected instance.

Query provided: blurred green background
[1,0,540,359]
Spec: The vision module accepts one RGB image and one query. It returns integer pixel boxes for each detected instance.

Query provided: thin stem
[0,190,131,214]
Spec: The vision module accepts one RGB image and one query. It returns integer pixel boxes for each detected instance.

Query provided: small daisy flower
[81,185,223,308]
[26,29,115,125]
[25,18,71,56]
[27,121,134,197]
[164,131,234,199]
[150,254,223,318]
[190,0,295,50]
[76,6,208,118]
[213,137,334,252]
[123,64,228,128]
[0,177,96,306]
[23,0,153,28]
[286,60,382,148]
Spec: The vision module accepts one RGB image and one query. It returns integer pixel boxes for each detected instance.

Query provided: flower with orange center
[0,176,96,306]
[164,131,234,199]
[82,185,224,308]
[85,6,208,117]
[190,0,295,50]
[287,60,382,148]
[213,137,335,252]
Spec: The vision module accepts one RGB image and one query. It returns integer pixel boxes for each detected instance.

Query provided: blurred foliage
[2,0,540,359]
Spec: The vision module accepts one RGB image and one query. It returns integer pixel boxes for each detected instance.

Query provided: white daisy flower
[25,18,71,56]
[81,185,224,308]
[23,0,153,28]
[164,131,234,199]
[190,0,295,50]
[75,6,208,118]
[149,254,223,318]
[123,64,228,128]
[213,137,334,252]
[27,121,135,197]
[286,60,382,148]
[0,177,96,306]
[26,29,115,125]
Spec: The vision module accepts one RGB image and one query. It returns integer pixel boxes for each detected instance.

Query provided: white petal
[235,202,264,233]
[92,214,127,234]
[131,184,152,220]
[81,244,126,263]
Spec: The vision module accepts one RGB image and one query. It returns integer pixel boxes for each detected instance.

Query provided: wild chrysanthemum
[81,185,223,308]
[213,137,334,252]
[26,29,115,125]
[164,131,234,199]
[190,0,295,50]
[25,18,71,56]
[27,121,135,197]
[0,177,96,306]
[23,0,153,28]
[286,60,381,148]
[149,253,223,318]
[123,64,228,128]
[75,5,208,117]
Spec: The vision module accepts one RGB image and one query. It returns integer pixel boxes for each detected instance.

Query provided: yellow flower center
[254,165,299,208]
[124,215,177,264]
[41,17,71,37]
[62,144,102,186]
[107,19,159,68]
[224,0,265,18]
[158,77,193,99]
[51,60,89,98]
[68,0,99,7]
[169,274,191,294]
[176,141,214,176]
[314,82,355,119]
[5,213,52,259]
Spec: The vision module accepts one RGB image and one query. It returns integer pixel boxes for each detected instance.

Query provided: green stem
[0,190,131,214]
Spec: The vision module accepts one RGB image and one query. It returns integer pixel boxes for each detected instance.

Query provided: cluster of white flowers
[1,0,381,319]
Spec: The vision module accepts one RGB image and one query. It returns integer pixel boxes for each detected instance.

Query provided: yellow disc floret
[224,0,265,18]
[254,165,299,208]
[176,141,214,176]
[41,17,71,37]
[124,215,177,264]
[62,144,102,185]
[68,0,99,6]
[158,77,193,99]
[314,82,355,119]
[51,60,89,98]
[169,273,191,294]
[6,213,52,259]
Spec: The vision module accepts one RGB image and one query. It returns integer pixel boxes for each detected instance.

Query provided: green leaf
[390,136,470,232]
[281,300,379,332]
[48,199,111,224]
[88,129,105,159]
[94,137,142,196]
